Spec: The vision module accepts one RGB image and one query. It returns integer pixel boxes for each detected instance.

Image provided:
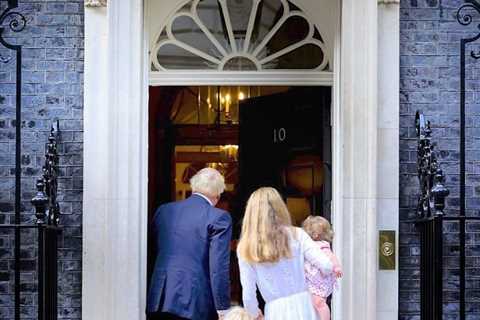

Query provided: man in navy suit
[147,168,232,320]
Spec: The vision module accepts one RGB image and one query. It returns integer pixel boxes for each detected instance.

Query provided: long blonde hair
[237,187,293,264]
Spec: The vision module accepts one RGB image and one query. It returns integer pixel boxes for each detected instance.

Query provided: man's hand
[217,310,228,319]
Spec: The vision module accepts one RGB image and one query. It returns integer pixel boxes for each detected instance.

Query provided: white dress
[238,227,333,320]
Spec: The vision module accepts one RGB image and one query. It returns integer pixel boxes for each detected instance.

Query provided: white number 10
[273,128,286,143]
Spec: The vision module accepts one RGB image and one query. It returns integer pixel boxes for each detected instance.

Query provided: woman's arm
[237,256,261,318]
[298,229,333,274]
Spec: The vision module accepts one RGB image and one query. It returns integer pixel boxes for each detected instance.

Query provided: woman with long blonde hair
[237,187,332,320]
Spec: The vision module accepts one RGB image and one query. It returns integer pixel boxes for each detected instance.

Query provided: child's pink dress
[304,240,337,298]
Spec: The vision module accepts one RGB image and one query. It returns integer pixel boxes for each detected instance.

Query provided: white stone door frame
[83,1,399,320]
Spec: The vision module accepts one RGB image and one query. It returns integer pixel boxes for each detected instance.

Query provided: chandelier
[220,144,239,161]
[198,86,252,125]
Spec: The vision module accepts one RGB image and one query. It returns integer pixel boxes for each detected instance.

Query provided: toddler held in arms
[302,216,342,320]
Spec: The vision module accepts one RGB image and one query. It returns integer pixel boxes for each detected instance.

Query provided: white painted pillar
[83,0,148,319]
[83,4,110,320]
[333,0,378,319]
[377,1,400,319]
[105,0,148,319]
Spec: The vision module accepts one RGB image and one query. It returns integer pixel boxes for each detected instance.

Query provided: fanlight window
[150,0,329,71]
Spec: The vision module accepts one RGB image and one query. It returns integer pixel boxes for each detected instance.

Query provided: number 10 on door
[273,128,286,143]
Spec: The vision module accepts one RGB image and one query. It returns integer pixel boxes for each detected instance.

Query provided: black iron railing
[414,111,480,320]
[414,111,449,320]
[456,4,480,318]
[0,2,26,319]
[1,1,62,319]
[415,2,480,319]
[0,124,62,320]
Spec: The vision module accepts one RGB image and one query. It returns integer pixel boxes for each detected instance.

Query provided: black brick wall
[400,0,480,318]
[0,1,83,319]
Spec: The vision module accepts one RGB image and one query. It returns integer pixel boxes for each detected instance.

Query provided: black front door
[238,87,332,224]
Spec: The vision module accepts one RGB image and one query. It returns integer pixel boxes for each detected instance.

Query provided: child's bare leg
[311,295,330,320]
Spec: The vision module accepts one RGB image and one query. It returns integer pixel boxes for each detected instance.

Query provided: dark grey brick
[400,0,480,317]
[0,1,83,319]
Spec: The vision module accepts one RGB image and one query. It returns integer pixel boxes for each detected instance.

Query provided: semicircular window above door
[149,0,330,72]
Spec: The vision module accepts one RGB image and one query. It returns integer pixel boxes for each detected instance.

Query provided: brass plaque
[379,230,396,270]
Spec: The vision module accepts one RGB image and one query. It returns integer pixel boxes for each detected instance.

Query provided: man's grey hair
[190,167,226,197]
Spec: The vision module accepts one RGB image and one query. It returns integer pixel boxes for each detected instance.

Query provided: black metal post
[460,33,466,310]
[419,221,425,320]
[456,3,480,318]
[0,2,27,319]
[434,215,443,319]
[38,226,45,320]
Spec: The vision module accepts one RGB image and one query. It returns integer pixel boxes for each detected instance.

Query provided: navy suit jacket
[147,194,232,319]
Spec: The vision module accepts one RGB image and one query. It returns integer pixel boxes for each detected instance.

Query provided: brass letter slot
[379,230,396,270]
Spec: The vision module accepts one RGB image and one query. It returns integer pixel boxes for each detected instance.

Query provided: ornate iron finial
[32,122,61,225]
[416,111,449,217]
[0,2,27,34]
[457,1,480,25]
[48,202,60,225]
[0,0,27,63]
[431,170,450,216]
[32,178,48,224]
[457,0,480,59]
[0,1,27,32]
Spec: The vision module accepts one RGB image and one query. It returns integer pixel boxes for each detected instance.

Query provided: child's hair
[224,306,255,320]
[302,215,334,242]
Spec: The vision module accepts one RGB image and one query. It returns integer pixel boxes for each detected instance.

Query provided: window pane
[171,15,222,59]
[250,0,284,53]
[197,0,231,53]
[263,43,325,70]
[225,0,254,50]
[261,15,310,59]
[156,44,218,70]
